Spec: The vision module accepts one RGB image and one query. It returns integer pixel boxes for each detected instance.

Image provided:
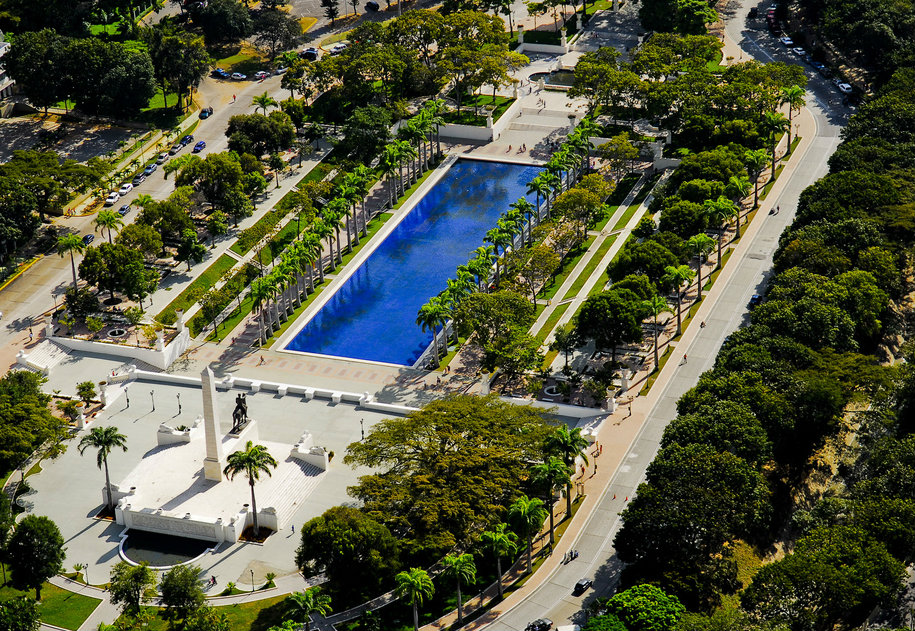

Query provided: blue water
[285,158,543,365]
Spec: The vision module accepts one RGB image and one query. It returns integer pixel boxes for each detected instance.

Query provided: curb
[0,256,42,293]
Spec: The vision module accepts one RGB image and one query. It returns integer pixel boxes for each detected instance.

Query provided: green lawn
[443,95,515,127]
[538,235,596,300]
[534,302,571,344]
[562,234,617,300]
[213,47,266,75]
[155,254,236,325]
[0,578,101,631]
[126,596,287,631]
[393,167,439,210]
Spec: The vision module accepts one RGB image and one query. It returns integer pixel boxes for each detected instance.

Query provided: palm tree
[94,209,125,244]
[252,91,278,115]
[743,149,768,208]
[311,219,334,276]
[300,232,323,288]
[779,84,806,153]
[422,99,446,159]
[352,165,374,237]
[725,175,752,228]
[508,495,547,572]
[398,121,425,181]
[510,199,537,246]
[398,140,418,185]
[322,206,344,265]
[78,426,128,512]
[760,110,790,180]
[541,172,562,218]
[544,426,589,518]
[484,228,514,286]
[135,193,155,209]
[441,553,476,625]
[686,233,716,300]
[57,233,86,293]
[702,196,735,267]
[469,246,495,291]
[382,146,400,208]
[338,180,362,247]
[394,568,435,631]
[416,296,449,366]
[480,523,518,600]
[284,587,332,631]
[223,441,278,537]
[530,457,571,546]
[642,294,668,369]
[527,176,551,222]
[250,278,272,346]
[662,264,695,337]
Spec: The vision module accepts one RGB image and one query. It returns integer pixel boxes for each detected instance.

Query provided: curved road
[481,1,847,629]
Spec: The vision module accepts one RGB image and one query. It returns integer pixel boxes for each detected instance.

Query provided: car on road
[329,42,349,55]
[199,106,214,119]
[156,152,169,164]
[526,619,553,631]
[749,294,763,308]
[143,163,157,176]
[118,183,133,196]
[168,142,183,155]
[835,81,853,94]
[779,36,794,46]
[573,578,593,595]
[193,140,206,153]
[817,66,833,78]
[117,204,131,217]
[82,234,95,246]
[213,68,230,79]
[231,72,247,80]
[104,191,120,206]
[791,47,806,57]
[275,66,288,75]
[366,0,380,10]
[254,70,269,80]
[299,47,319,60]
[180,134,194,146]
[131,174,146,186]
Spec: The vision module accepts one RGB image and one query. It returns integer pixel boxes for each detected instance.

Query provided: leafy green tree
[78,426,128,512]
[206,210,230,244]
[192,0,252,44]
[0,371,67,474]
[184,606,230,631]
[0,596,40,631]
[176,229,207,271]
[7,515,66,600]
[608,240,680,285]
[661,264,695,336]
[483,328,543,380]
[253,8,302,59]
[79,242,156,302]
[605,584,685,631]
[453,290,535,347]
[441,553,476,625]
[226,112,297,155]
[159,564,206,621]
[508,495,547,572]
[223,441,278,537]
[344,395,551,559]
[575,289,645,362]
[550,323,579,370]
[779,85,806,153]
[109,561,156,615]
[116,224,163,260]
[583,614,627,631]
[395,568,435,631]
[284,587,332,631]
[339,106,393,163]
[295,506,399,601]
[76,381,97,405]
[660,402,772,467]
[479,523,518,599]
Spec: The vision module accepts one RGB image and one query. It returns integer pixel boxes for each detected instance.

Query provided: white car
[779,36,794,46]
[156,152,169,164]
[104,191,120,206]
[329,42,349,55]
[836,82,853,94]
[118,183,133,196]
[791,47,806,57]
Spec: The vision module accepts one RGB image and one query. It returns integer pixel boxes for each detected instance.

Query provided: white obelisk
[201,366,224,481]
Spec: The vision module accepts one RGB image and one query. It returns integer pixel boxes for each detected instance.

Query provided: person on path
[683,353,688,364]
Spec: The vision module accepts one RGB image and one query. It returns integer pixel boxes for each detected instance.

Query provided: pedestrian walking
[683,353,688,364]
[600,443,603,454]
[258,355,265,366]
[700,321,706,328]
[291,524,295,534]
[28,328,33,342]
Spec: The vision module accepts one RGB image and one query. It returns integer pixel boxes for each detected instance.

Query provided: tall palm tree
[416,296,449,366]
[321,207,344,265]
[541,172,562,219]
[394,568,435,631]
[662,264,696,337]
[78,426,128,512]
[468,247,495,292]
[530,457,572,546]
[382,147,400,208]
[352,165,374,237]
[725,175,752,228]
[422,99,446,159]
[508,495,547,572]
[94,209,125,244]
[544,426,589,518]
[223,441,278,537]
[398,140,419,185]
[249,277,272,346]
[779,84,806,153]
[135,193,155,209]
[338,180,362,247]
[642,294,668,369]
[702,196,736,267]
[57,233,86,293]
[686,233,716,300]
[311,219,334,276]
[441,553,476,625]
[743,149,769,209]
[300,232,324,288]
[480,523,518,600]
[398,121,425,181]
[509,199,536,246]
[284,587,332,631]
[252,91,278,115]
[760,110,790,180]
[527,176,552,222]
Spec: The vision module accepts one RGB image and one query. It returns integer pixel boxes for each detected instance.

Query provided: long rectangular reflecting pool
[283,158,543,366]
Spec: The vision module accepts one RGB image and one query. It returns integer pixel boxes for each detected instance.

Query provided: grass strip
[0,578,101,630]
[155,254,235,324]
[538,236,596,300]
[534,302,572,344]
[562,234,617,300]
[393,168,439,210]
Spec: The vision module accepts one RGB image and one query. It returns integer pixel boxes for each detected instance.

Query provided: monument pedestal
[203,457,224,480]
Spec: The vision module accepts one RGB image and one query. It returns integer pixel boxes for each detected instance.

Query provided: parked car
[82,234,95,246]
[254,70,269,80]
[104,191,120,206]
[329,42,348,55]
[526,620,553,631]
[779,35,794,46]
[131,174,146,186]
[275,66,288,75]
[199,106,214,119]
[117,204,131,217]
[180,134,194,146]
[749,294,763,308]
[366,0,380,10]
[231,72,247,80]
[118,183,133,196]
[213,68,230,79]
[193,140,206,153]
[791,47,806,56]
[573,578,593,596]
[156,152,169,164]
[818,66,833,78]
[836,81,853,94]
[299,47,319,60]
[168,143,183,155]
[143,163,157,176]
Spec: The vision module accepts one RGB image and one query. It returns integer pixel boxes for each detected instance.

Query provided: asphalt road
[481,2,846,630]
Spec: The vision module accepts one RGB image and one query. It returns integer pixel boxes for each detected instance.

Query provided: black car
[180,134,194,146]
[749,294,763,308]
[199,106,214,119]
[299,47,319,60]
[82,234,95,246]
[117,204,131,216]
[366,0,380,10]
[573,578,593,596]
[526,620,553,631]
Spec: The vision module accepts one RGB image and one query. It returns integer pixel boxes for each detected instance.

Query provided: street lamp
[251,569,255,593]
[177,392,182,414]
[360,418,365,441]
[150,390,155,411]
[124,386,130,408]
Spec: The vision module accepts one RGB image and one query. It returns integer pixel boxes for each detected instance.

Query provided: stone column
[176,309,186,333]
[201,367,224,481]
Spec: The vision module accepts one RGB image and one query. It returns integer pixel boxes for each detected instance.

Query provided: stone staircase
[508,108,583,133]
[264,459,325,527]
[18,340,71,374]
